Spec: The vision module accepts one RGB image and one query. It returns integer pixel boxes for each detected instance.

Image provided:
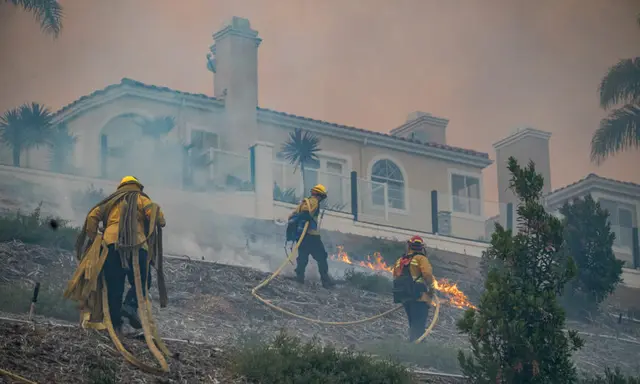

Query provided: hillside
[1,240,640,383]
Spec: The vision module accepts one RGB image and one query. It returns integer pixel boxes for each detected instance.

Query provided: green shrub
[0,203,79,251]
[581,367,640,384]
[229,330,413,384]
[361,339,462,374]
[71,184,107,215]
[458,158,583,383]
[0,283,78,322]
[343,268,392,294]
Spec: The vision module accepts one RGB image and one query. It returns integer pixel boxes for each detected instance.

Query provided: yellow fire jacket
[86,192,166,250]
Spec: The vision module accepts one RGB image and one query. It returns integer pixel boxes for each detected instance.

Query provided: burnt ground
[0,240,639,383]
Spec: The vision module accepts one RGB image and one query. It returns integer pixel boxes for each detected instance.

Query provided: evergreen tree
[457,157,584,384]
[560,194,624,309]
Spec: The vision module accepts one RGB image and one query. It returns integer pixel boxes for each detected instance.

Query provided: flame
[331,246,393,272]
[330,245,477,310]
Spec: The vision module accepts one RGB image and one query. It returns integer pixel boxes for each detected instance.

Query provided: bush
[71,184,107,215]
[457,158,583,383]
[343,268,392,294]
[361,339,462,374]
[561,195,624,310]
[581,367,640,384]
[0,204,79,251]
[229,330,413,384]
[0,283,78,322]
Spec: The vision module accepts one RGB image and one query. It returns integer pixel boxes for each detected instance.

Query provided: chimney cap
[493,126,552,150]
[406,111,432,122]
[213,16,261,43]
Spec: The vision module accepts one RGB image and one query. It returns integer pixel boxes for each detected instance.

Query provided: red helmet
[408,235,424,251]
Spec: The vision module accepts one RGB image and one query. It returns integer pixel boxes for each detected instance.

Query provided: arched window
[371,159,405,210]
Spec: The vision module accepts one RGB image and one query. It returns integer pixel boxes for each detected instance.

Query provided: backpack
[285,199,312,243]
[392,256,427,304]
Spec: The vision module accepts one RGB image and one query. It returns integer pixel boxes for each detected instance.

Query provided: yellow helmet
[119,175,142,188]
[311,184,327,196]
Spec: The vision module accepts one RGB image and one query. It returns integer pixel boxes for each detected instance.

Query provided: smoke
[1,1,639,276]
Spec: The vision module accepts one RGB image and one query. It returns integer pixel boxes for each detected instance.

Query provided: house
[5,16,493,241]
[0,16,638,287]
[546,174,640,268]
[488,127,640,268]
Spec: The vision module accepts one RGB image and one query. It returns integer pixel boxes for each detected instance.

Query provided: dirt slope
[1,241,639,380]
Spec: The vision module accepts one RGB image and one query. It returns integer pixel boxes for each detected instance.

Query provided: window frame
[598,197,636,250]
[448,168,484,219]
[367,155,408,213]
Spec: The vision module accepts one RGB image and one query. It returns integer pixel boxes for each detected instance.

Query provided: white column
[251,141,274,220]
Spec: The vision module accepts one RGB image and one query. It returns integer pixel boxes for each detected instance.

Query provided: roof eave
[546,176,640,207]
[258,109,492,169]
[51,80,224,125]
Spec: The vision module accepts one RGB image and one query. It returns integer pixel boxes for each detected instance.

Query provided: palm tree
[136,116,176,138]
[0,102,53,167]
[280,128,321,196]
[4,0,64,38]
[48,123,76,173]
[591,15,640,165]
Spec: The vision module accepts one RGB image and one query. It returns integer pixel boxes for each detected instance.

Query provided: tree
[48,123,76,173]
[136,116,176,139]
[4,0,64,37]
[560,195,624,309]
[457,157,583,384]
[0,102,53,167]
[591,15,640,164]
[280,128,321,197]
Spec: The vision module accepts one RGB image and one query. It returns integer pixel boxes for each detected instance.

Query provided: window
[599,198,636,249]
[451,173,481,216]
[371,159,405,210]
[191,130,218,151]
[324,160,345,208]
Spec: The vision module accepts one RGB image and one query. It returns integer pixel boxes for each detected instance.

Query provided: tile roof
[549,173,640,196]
[54,78,490,160]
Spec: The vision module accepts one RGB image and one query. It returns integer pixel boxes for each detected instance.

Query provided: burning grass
[331,246,477,310]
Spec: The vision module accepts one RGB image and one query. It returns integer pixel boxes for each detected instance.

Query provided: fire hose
[2,222,439,383]
[251,221,441,339]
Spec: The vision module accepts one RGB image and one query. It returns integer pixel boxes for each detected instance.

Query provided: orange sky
[0,0,638,203]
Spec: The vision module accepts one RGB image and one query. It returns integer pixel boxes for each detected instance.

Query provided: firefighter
[69,176,167,333]
[288,184,335,288]
[392,235,434,342]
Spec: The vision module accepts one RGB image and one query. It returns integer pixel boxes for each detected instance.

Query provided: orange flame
[330,245,477,310]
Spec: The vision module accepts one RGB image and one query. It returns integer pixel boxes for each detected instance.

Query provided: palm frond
[598,57,640,110]
[48,123,77,172]
[590,103,640,165]
[137,116,176,138]
[280,128,321,170]
[7,0,64,37]
[18,102,53,149]
[0,107,22,146]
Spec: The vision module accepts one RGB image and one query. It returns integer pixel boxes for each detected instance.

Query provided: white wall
[0,165,256,224]
[1,162,638,289]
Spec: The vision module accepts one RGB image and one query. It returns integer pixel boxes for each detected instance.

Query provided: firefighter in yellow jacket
[287,184,334,288]
[83,176,166,332]
[392,235,434,342]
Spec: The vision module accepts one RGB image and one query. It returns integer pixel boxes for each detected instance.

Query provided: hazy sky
[0,0,638,203]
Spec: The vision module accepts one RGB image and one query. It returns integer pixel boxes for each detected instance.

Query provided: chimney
[209,17,262,150]
[390,112,449,145]
[493,127,552,205]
